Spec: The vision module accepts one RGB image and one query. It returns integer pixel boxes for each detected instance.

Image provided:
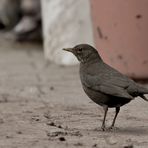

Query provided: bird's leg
[109,107,120,129]
[101,105,108,131]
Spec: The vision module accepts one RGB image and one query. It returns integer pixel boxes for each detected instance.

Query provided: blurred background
[0,0,41,41]
[0,0,147,79]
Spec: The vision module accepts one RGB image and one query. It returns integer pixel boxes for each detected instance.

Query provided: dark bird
[63,44,148,131]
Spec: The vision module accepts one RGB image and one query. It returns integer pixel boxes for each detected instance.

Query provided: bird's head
[63,44,102,63]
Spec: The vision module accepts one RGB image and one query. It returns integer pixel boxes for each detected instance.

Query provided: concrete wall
[41,0,94,65]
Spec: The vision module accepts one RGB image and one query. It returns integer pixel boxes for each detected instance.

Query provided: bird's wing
[82,73,134,100]
[93,84,134,99]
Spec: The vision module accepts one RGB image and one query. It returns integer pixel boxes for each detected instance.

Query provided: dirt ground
[0,37,148,148]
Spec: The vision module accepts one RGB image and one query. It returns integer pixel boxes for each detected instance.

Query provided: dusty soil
[0,38,148,148]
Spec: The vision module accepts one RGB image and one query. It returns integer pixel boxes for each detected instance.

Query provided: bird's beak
[63,48,73,52]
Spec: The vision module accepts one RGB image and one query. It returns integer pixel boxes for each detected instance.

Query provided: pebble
[105,136,118,145]
[59,136,66,141]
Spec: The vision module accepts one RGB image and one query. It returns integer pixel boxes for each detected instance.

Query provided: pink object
[91,0,148,79]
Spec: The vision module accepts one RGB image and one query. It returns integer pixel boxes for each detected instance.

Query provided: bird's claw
[101,125,118,131]
[101,126,107,131]
[108,126,118,131]
[108,126,113,130]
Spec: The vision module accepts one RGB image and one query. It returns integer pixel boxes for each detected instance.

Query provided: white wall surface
[41,0,94,65]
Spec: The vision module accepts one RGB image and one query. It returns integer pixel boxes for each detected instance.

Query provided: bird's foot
[108,126,118,131]
[108,126,114,130]
[101,125,107,131]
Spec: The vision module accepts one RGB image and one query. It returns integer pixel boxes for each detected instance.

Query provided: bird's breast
[82,84,109,106]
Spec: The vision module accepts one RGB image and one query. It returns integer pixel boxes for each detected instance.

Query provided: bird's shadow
[115,126,148,135]
[95,126,148,136]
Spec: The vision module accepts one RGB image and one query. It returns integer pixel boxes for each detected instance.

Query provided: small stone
[47,131,68,137]
[123,139,133,148]
[0,118,4,124]
[35,118,40,121]
[6,135,13,139]
[46,121,63,129]
[74,142,83,146]
[17,131,22,134]
[105,136,117,145]
[47,132,58,137]
[47,122,55,126]
[123,144,133,148]
[70,131,82,137]
[59,136,66,141]
[50,86,54,90]
[92,144,97,147]
[44,112,51,119]
[57,125,62,128]
[31,116,40,121]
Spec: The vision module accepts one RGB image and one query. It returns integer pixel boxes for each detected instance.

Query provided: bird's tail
[138,85,148,93]
[140,95,148,102]
[136,84,148,101]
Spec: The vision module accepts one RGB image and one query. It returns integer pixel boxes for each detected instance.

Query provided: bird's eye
[78,48,82,52]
